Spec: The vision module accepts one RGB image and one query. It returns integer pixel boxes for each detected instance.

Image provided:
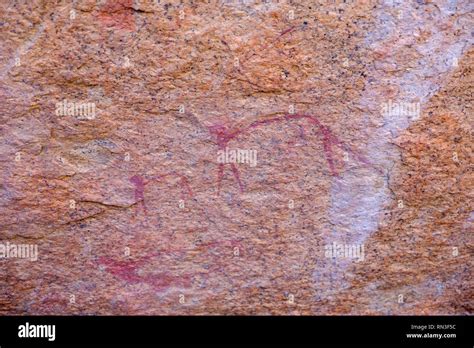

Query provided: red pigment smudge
[97,256,147,284]
[97,0,136,31]
[39,294,69,309]
[241,25,299,66]
[128,113,377,199]
[98,255,192,291]
[97,239,242,290]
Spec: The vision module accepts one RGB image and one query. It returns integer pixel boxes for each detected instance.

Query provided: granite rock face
[0,0,472,314]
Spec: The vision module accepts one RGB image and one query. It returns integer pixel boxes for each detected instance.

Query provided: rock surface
[0,0,472,314]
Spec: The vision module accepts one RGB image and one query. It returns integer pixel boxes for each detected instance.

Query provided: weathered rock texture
[0,0,472,314]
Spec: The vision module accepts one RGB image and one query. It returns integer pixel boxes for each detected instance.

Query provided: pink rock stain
[97,0,136,31]
[209,113,379,194]
[129,172,193,216]
[98,256,192,291]
[240,24,299,67]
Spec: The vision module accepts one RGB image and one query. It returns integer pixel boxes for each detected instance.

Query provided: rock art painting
[0,0,472,315]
